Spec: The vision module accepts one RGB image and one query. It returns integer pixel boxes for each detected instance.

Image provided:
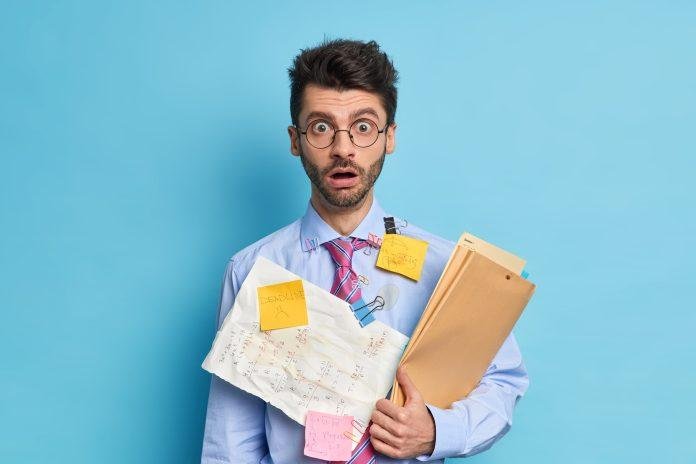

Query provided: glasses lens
[306,120,334,148]
[350,119,379,147]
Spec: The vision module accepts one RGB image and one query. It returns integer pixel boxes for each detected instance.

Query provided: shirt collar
[299,197,388,252]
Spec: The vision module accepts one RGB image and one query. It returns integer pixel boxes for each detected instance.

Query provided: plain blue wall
[2,1,694,463]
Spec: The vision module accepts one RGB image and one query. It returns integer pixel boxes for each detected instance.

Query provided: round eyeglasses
[296,119,389,149]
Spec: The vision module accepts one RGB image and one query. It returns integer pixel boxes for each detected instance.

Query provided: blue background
[2,1,694,463]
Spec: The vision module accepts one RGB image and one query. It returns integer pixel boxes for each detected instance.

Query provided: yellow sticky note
[257,279,308,331]
[376,234,429,281]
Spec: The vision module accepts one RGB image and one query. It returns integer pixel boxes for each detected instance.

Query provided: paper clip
[305,237,319,252]
[342,419,368,443]
[352,296,385,323]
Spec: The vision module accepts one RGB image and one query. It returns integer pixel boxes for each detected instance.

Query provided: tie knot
[323,238,368,268]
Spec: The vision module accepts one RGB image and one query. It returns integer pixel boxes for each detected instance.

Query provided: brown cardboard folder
[390,233,536,409]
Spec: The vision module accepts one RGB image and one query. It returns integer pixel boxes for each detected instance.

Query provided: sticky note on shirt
[257,279,308,331]
[304,411,353,461]
[376,234,429,281]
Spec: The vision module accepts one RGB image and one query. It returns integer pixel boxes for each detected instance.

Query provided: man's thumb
[397,366,422,404]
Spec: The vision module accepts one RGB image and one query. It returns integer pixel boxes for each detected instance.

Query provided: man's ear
[385,123,397,154]
[288,126,301,157]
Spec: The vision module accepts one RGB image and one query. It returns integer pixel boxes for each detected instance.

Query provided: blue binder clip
[350,296,385,327]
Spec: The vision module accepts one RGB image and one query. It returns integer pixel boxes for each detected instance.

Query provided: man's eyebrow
[303,108,382,126]
[304,111,335,125]
[349,107,381,122]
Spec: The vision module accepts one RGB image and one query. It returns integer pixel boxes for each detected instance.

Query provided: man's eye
[355,121,374,133]
[311,121,331,133]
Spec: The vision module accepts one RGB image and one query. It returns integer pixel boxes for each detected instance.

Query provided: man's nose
[330,129,356,159]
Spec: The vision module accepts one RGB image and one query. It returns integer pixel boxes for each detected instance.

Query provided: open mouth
[330,171,358,180]
[326,169,360,188]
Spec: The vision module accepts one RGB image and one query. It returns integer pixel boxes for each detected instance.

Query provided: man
[201,39,528,463]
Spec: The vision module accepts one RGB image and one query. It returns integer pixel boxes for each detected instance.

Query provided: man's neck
[310,189,374,237]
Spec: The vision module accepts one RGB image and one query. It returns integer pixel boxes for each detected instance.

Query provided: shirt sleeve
[201,259,268,464]
[417,332,529,461]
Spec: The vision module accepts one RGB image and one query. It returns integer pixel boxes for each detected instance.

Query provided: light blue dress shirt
[201,198,529,464]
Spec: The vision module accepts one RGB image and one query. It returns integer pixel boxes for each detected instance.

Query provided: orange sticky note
[304,411,353,461]
[257,279,308,331]
[376,234,429,281]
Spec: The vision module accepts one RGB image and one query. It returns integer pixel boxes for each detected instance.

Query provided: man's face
[288,84,396,209]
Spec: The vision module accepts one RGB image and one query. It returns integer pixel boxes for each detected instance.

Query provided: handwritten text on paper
[376,234,429,281]
[257,279,308,331]
[304,411,353,460]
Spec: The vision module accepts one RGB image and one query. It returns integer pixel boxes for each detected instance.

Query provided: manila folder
[391,247,535,409]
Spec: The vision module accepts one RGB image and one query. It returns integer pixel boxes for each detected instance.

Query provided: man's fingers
[371,409,402,436]
[370,434,402,459]
[397,366,423,404]
[369,423,399,448]
[375,398,406,421]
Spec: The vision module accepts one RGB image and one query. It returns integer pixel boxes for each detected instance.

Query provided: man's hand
[369,367,436,459]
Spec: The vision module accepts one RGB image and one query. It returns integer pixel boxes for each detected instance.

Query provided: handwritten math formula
[201,257,410,428]
[211,322,396,420]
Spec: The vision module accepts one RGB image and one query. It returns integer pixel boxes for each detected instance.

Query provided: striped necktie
[323,237,377,464]
[323,238,369,304]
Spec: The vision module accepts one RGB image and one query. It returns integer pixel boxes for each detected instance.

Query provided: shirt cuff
[416,404,466,461]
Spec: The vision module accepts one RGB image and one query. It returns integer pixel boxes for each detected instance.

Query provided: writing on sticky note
[257,280,308,331]
[376,234,429,281]
[304,411,353,461]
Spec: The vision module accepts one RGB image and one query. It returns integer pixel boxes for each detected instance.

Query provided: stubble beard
[299,151,386,208]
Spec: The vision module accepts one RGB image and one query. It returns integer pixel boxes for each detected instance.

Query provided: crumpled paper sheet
[202,256,409,428]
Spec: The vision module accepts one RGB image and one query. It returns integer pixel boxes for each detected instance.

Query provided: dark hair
[288,39,399,126]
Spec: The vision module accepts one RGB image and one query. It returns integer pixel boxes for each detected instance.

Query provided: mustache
[320,159,365,176]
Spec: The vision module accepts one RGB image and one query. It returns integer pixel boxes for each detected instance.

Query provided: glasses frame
[296,119,390,149]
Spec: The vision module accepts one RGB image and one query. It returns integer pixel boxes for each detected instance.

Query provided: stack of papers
[391,233,536,408]
[202,257,409,428]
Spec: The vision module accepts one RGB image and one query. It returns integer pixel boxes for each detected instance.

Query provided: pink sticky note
[303,411,354,461]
